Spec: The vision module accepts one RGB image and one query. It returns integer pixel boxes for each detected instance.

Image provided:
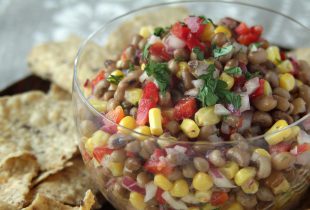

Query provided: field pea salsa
[83,15,310,210]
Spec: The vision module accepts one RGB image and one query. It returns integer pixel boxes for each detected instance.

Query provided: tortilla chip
[290,48,310,62]
[48,84,72,101]
[79,190,95,210]
[105,6,189,58]
[22,194,78,210]
[0,200,18,210]
[0,152,39,208]
[27,36,106,92]
[0,91,77,171]
[29,158,98,207]
[0,137,18,164]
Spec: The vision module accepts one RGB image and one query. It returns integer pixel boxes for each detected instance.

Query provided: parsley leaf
[213,45,233,58]
[142,43,151,61]
[198,15,214,25]
[154,27,165,37]
[224,67,242,76]
[144,60,170,94]
[193,47,205,60]
[245,71,260,80]
[197,64,241,109]
[128,63,135,72]
[107,75,124,85]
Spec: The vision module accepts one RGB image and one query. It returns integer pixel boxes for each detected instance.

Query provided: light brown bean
[252,111,273,128]
[248,48,267,64]
[226,147,250,167]
[94,80,109,98]
[110,149,126,162]
[136,172,151,187]
[273,95,290,111]
[272,111,294,124]
[208,150,226,167]
[182,70,195,90]
[141,140,157,154]
[211,32,228,47]
[198,125,217,140]
[252,95,277,112]
[273,87,291,99]
[168,59,179,74]
[125,157,141,171]
[107,98,119,112]
[182,163,197,178]
[265,71,279,88]
[224,59,238,70]
[292,97,306,114]
[234,52,248,65]
[165,120,180,135]
[125,140,141,153]
[174,48,189,61]
[168,168,183,181]
[103,90,115,101]
[256,186,274,201]
[193,157,209,172]
[159,91,172,107]
[272,152,296,170]
[236,190,257,208]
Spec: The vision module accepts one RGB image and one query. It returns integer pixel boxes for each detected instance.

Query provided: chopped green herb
[107,74,124,85]
[213,45,233,58]
[198,15,214,25]
[154,27,165,37]
[197,64,241,109]
[193,47,205,60]
[245,71,261,80]
[224,67,242,76]
[142,43,151,60]
[128,63,135,72]
[144,60,170,94]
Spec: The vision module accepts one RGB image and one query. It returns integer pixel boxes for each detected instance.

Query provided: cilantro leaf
[224,67,242,76]
[198,15,214,25]
[245,71,260,80]
[142,43,151,60]
[154,27,165,37]
[144,60,170,94]
[213,45,233,58]
[193,47,205,60]
[128,63,135,72]
[107,75,124,85]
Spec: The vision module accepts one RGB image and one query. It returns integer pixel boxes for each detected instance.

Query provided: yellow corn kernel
[154,174,173,191]
[286,126,300,140]
[118,116,136,134]
[111,69,124,77]
[133,126,151,140]
[202,203,218,210]
[201,23,215,42]
[124,88,143,105]
[266,46,281,64]
[205,58,215,65]
[277,60,293,73]
[254,148,271,159]
[265,120,292,145]
[279,73,295,91]
[194,190,212,202]
[139,26,153,39]
[149,108,163,136]
[194,106,221,127]
[180,119,200,138]
[176,69,183,78]
[234,167,256,186]
[296,79,303,87]
[219,72,234,89]
[129,192,146,210]
[220,161,239,179]
[273,179,290,195]
[179,61,189,71]
[141,63,146,71]
[170,179,189,197]
[89,98,108,113]
[189,207,200,210]
[85,130,110,155]
[108,162,124,177]
[227,202,244,210]
[214,25,232,38]
[264,80,272,96]
[193,172,213,192]
[241,179,259,194]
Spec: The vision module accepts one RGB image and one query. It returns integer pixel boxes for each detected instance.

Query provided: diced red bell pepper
[235,22,250,35]
[233,75,246,91]
[156,188,166,205]
[237,33,259,46]
[91,70,105,88]
[82,150,92,162]
[93,146,114,163]
[250,79,265,99]
[171,22,191,40]
[149,42,170,61]
[289,58,300,76]
[105,106,125,124]
[174,97,197,121]
[186,33,205,51]
[269,141,292,155]
[210,191,229,206]
[136,82,159,125]
[142,82,159,103]
[122,176,146,194]
[280,51,286,61]
[296,143,310,154]
[250,25,263,36]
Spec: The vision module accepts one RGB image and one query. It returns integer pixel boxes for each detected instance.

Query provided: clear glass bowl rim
[73,0,310,144]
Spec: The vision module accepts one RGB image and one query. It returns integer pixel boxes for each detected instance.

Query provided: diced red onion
[164,34,186,50]
[239,94,250,113]
[181,194,200,204]
[298,130,310,144]
[214,104,231,115]
[148,35,161,45]
[139,71,149,83]
[296,151,310,166]
[184,16,200,33]
[238,111,253,132]
[144,181,157,202]
[184,88,199,97]
[162,191,188,210]
[122,176,146,194]
[192,79,204,89]
[244,77,260,95]
[209,168,236,188]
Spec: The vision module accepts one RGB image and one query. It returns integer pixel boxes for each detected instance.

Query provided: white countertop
[0,0,309,90]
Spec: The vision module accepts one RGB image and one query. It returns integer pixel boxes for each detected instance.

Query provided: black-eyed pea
[236,190,257,208]
[193,157,209,172]
[271,152,296,170]
[226,147,251,167]
[208,150,226,167]
[182,163,197,178]
[256,186,274,201]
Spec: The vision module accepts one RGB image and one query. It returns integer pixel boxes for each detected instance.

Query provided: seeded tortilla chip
[27,36,106,92]
[0,152,39,208]
[29,158,99,207]
[0,91,77,171]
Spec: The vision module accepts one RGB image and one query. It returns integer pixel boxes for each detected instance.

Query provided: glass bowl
[73,1,310,209]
